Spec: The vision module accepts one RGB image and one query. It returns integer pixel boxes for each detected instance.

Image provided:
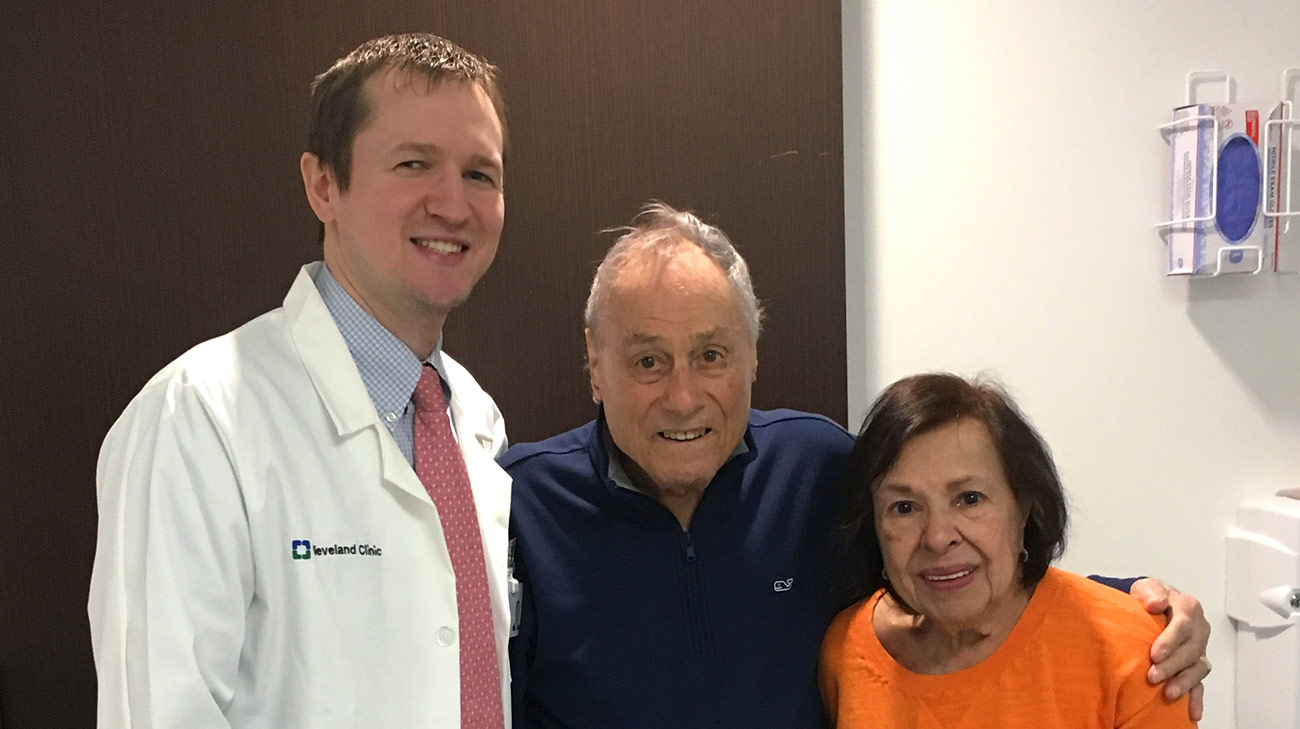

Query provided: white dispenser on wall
[1226,490,1300,729]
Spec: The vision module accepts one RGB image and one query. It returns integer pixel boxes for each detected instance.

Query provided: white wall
[843,2,1300,727]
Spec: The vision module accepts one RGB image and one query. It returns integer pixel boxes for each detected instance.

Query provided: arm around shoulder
[1107,590,1198,729]
[1117,686,1196,729]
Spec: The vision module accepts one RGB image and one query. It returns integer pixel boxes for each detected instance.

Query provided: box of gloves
[1165,102,1286,276]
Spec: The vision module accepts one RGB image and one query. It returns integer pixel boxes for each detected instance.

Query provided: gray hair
[584,201,764,344]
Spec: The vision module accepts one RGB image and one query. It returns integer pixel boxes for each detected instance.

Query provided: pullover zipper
[680,529,710,654]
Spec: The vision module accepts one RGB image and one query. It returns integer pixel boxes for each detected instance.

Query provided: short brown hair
[838,373,1068,607]
[307,33,506,192]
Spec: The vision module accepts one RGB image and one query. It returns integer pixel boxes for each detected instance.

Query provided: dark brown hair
[839,373,1068,607]
[306,33,506,193]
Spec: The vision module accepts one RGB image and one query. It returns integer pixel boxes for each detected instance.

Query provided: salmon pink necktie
[412,364,503,728]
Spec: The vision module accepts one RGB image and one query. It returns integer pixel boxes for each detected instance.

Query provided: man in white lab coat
[89,34,513,729]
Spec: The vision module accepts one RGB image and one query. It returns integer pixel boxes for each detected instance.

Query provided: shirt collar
[312,263,447,416]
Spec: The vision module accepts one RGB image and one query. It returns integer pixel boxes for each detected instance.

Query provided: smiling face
[302,69,505,357]
[586,243,757,498]
[872,418,1029,633]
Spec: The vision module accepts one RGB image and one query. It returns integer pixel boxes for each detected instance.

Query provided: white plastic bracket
[1212,244,1264,276]
[1185,70,1232,105]
[1263,69,1300,232]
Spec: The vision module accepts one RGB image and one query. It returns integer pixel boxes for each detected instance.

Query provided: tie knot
[412,365,446,413]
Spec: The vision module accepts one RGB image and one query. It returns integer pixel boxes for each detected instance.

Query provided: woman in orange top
[820,374,1195,728]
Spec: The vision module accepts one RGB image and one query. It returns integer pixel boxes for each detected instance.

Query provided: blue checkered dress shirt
[312,263,453,466]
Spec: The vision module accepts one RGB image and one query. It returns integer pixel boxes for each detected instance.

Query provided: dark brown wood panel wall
[0,2,843,726]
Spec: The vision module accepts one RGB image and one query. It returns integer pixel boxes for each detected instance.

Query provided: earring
[881,567,890,582]
[1019,548,1029,564]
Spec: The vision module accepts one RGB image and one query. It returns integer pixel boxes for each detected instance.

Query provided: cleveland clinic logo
[290,539,382,560]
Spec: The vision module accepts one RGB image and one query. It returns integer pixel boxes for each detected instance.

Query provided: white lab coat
[89,263,512,729]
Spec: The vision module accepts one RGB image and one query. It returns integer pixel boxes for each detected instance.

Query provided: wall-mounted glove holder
[1157,70,1298,276]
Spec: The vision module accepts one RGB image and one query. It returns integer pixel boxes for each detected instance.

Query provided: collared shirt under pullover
[502,408,855,729]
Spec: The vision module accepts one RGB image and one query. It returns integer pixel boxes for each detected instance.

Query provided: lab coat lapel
[447,388,510,524]
[284,263,435,508]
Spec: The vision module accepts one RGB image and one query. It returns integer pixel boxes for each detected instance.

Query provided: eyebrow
[468,152,503,176]
[620,332,663,348]
[691,328,738,347]
[875,475,976,495]
[618,328,739,348]
[875,482,915,498]
[392,141,437,156]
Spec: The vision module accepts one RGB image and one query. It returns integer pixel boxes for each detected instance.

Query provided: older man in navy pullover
[501,203,1211,729]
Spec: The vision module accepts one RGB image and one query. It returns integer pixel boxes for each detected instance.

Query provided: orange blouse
[819,568,1195,729]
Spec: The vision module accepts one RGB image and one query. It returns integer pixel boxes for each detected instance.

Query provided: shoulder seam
[750,410,853,440]
[500,440,588,469]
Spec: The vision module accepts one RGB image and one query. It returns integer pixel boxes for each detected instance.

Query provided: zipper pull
[684,532,697,562]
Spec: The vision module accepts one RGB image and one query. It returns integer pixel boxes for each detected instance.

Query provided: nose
[661,365,704,415]
[920,508,961,554]
[423,165,471,227]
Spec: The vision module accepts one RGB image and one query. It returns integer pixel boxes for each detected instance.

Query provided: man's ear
[584,328,602,404]
[300,152,337,224]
